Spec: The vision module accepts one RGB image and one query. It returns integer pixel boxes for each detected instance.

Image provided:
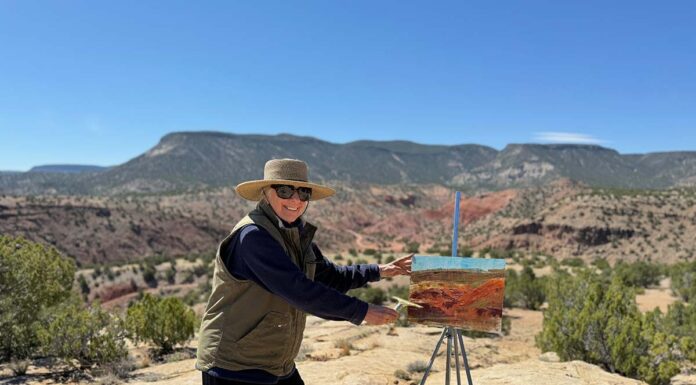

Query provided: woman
[196,158,412,385]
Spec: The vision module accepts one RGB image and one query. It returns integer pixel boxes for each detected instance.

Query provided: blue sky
[1,1,695,171]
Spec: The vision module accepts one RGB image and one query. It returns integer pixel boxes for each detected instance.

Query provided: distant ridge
[29,164,110,173]
[2,131,696,195]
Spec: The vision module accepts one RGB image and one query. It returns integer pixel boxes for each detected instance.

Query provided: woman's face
[264,186,309,224]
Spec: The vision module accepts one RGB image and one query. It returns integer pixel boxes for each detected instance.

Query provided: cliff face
[462,181,696,263]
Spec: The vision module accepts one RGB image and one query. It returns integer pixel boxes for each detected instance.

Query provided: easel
[419,191,474,385]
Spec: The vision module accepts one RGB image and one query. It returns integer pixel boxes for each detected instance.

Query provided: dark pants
[202,370,305,385]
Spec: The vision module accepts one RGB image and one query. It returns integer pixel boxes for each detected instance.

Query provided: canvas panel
[408,256,506,333]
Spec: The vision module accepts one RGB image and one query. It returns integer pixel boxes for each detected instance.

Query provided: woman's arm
[311,243,381,293]
[226,226,369,325]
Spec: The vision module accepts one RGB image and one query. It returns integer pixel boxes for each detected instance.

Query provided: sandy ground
[3,285,693,385]
[118,308,646,385]
[635,278,680,313]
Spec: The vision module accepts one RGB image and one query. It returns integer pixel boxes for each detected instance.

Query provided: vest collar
[257,201,318,259]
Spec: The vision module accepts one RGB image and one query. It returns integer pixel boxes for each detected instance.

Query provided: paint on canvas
[408,256,506,333]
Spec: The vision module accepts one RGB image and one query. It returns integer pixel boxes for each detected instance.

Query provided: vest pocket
[231,311,291,365]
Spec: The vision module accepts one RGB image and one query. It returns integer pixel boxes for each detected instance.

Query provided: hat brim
[235,179,335,201]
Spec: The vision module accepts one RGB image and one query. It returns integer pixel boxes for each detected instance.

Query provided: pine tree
[0,236,75,361]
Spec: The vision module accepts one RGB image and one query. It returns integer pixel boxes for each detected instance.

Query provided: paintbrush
[392,296,423,312]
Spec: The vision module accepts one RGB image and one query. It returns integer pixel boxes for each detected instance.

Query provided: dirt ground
[3,281,693,385]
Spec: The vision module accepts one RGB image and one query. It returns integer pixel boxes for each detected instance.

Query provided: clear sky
[1,1,695,171]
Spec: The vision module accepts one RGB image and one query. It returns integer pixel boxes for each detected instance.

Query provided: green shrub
[165,267,176,285]
[460,315,511,338]
[640,307,694,385]
[457,245,474,257]
[538,272,642,376]
[182,272,195,284]
[662,302,696,352]
[0,236,75,361]
[670,261,696,302]
[142,263,158,288]
[591,257,611,272]
[425,245,441,254]
[612,260,663,288]
[404,242,420,253]
[192,262,209,278]
[504,266,545,310]
[347,286,387,305]
[537,270,689,385]
[38,296,128,369]
[560,257,585,267]
[78,274,91,297]
[387,285,409,301]
[125,294,197,354]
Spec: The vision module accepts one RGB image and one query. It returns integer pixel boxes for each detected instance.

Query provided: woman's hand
[379,253,413,278]
[363,304,399,325]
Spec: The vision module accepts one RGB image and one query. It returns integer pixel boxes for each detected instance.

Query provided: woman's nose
[289,191,302,201]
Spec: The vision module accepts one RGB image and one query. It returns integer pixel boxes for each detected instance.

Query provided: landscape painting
[408,256,506,333]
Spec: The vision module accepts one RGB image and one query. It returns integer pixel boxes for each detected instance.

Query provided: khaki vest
[196,201,318,376]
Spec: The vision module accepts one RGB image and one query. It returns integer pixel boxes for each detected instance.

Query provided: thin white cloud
[534,131,604,145]
[84,115,105,134]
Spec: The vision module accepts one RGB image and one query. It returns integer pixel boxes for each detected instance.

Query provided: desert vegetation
[2,182,696,384]
[0,236,200,382]
[509,258,696,385]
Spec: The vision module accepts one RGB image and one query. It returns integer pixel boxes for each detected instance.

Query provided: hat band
[265,177,308,183]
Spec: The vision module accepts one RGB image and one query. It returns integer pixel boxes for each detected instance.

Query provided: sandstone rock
[539,351,560,362]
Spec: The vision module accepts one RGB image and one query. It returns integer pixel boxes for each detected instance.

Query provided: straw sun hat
[235,158,335,201]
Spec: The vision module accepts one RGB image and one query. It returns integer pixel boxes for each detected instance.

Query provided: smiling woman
[262,184,311,223]
[195,158,412,385]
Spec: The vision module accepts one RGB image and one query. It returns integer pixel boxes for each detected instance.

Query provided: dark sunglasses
[271,184,312,202]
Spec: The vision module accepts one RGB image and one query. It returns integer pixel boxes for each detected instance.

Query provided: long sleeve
[311,243,381,293]
[222,225,369,325]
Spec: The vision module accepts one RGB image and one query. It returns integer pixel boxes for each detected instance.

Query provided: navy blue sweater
[209,222,380,383]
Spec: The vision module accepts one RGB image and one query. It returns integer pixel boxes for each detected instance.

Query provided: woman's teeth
[284,206,298,211]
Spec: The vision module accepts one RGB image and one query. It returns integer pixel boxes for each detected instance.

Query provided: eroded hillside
[2,181,696,265]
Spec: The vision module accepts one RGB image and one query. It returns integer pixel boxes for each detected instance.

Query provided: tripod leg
[446,328,452,385]
[419,328,447,385]
[453,328,461,385]
[456,329,473,385]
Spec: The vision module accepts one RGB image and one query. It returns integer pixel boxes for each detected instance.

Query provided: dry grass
[96,373,122,385]
[394,369,411,380]
[136,353,151,369]
[333,339,353,357]
[295,344,314,362]
[9,359,30,376]
[407,360,429,373]
[308,354,331,362]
